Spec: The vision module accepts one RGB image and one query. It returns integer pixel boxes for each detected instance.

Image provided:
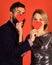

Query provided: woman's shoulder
[49,32,52,35]
[48,32,52,37]
[46,32,52,44]
[43,32,52,38]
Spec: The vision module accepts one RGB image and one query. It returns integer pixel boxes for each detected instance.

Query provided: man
[0,2,32,65]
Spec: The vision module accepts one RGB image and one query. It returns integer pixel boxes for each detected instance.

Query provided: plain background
[0,0,52,65]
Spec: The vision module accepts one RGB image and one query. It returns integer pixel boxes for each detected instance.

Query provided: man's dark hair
[10,2,25,12]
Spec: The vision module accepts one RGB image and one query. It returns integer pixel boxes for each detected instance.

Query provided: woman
[27,9,52,65]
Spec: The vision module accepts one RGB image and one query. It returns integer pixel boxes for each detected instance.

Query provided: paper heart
[16,14,25,22]
[32,21,42,30]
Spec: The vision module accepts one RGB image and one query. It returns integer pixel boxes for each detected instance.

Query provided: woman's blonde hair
[32,9,49,30]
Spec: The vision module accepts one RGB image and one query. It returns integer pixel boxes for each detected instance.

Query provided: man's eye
[15,10,20,14]
[17,12,20,14]
[22,12,25,14]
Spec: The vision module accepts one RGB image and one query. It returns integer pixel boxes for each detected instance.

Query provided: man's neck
[10,19,16,28]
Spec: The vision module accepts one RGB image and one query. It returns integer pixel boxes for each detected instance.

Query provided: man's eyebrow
[16,10,26,14]
[16,10,21,12]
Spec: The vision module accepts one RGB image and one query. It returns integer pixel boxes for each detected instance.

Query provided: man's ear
[10,12,14,21]
[10,12,13,18]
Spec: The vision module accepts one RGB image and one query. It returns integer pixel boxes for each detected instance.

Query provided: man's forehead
[15,7,26,12]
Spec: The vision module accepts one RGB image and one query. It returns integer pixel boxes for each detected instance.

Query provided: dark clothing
[31,32,52,65]
[0,21,30,65]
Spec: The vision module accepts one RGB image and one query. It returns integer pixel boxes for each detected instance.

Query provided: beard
[12,18,18,26]
[12,17,25,27]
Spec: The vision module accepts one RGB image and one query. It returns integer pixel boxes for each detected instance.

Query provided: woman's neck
[37,29,48,37]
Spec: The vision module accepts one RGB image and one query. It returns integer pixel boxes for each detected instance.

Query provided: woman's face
[32,13,45,36]
[32,13,46,36]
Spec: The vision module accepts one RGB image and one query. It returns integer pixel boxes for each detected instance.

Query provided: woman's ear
[44,24,48,30]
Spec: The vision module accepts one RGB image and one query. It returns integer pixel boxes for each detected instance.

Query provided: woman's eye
[33,18,37,21]
[39,18,43,21]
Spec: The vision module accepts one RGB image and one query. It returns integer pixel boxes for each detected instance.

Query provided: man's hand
[16,22,23,43]
[16,22,23,33]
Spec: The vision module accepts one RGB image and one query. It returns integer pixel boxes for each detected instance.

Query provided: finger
[16,23,19,26]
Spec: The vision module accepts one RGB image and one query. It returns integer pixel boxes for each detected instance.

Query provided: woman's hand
[30,29,38,42]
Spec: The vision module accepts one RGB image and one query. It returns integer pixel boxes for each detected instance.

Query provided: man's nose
[20,12,23,15]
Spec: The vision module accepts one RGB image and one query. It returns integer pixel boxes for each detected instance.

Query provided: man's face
[14,7,26,16]
[12,7,26,25]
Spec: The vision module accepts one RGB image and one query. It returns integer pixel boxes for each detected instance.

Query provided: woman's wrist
[28,39,33,47]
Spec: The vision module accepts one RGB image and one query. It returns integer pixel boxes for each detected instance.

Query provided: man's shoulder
[0,21,13,34]
[0,20,11,29]
[0,20,15,32]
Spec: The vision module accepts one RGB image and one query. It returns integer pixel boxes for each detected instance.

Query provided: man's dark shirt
[0,21,30,65]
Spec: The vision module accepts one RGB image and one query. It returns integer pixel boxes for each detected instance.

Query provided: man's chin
[13,19,18,25]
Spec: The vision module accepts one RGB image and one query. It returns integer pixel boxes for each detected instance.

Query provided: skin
[10,7,26,43]
[30,13,48,42]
